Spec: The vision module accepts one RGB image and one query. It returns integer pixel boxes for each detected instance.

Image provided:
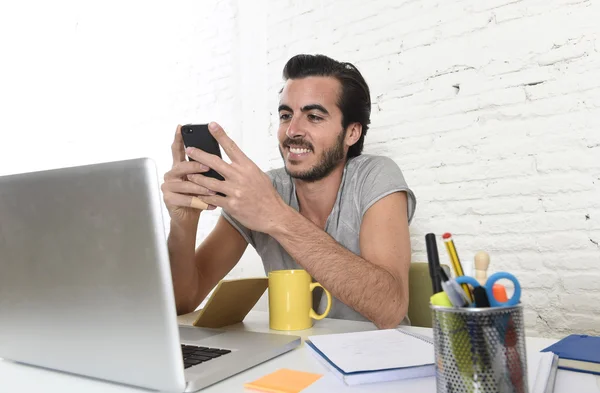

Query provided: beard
[279,128,347,182]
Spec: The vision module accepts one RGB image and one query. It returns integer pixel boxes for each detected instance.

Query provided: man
[161,54,416,329]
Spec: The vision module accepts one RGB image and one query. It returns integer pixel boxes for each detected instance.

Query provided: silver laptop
[0,157,300,392]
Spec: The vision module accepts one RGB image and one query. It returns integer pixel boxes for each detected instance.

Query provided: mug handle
[309,283,332,320]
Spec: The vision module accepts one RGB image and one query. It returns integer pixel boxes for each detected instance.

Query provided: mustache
[283,137,314,150]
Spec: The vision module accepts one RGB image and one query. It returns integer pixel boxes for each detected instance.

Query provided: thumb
[171,125,186,164]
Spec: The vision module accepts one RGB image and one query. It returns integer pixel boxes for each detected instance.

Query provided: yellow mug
[268,269,332,331]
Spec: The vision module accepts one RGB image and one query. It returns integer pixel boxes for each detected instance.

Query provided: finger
[208,122,249,164]
[189,197,218,211]
[190,197,209,210]
[185,146,235,179]
[165,161,209,180]
[171,125,186,165]
[187,174,231,195]
[163,191,194,209]
[162,180,216,196]
[163,192,216,211]
[197,194,227,209]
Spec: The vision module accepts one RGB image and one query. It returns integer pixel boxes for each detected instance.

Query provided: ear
[345,123,362,147]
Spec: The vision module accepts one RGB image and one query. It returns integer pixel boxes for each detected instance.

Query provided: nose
[285,117,305,139]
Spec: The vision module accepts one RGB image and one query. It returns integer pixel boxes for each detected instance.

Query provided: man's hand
[161,125,218,223]
[184,122,288,234]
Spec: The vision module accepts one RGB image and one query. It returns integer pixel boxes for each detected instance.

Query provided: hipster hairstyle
[282,54,371,159]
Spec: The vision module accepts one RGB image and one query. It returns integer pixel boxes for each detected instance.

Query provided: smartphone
[180,124,225,182]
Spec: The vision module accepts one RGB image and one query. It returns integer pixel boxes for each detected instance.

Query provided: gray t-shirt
[221,154,416,325]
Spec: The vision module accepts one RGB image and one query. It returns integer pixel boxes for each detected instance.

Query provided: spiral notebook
[305,328,435,385]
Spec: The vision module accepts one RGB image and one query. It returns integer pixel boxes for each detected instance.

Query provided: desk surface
[1,311,599,393]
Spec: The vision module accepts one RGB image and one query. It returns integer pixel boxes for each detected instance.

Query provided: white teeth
[289,147,310,154]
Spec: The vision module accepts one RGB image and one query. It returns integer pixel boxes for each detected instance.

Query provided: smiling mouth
[288,146,312,154]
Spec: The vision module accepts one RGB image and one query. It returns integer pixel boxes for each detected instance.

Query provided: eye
[308,114,323,122]
[279,113,292,121]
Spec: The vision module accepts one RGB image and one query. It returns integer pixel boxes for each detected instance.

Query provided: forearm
[167,217,201,314]
[267,207,407,329]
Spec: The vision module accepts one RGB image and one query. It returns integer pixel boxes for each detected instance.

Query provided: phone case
[175,277,268,328]
[180,124,225,182]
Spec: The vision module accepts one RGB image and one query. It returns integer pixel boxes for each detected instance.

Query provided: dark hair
[282,54,371,159]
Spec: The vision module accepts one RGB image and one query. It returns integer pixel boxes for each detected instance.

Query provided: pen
[438,267,470,307]
[443,233,473,302]
[425,233,443,294]
[472,287,490,307]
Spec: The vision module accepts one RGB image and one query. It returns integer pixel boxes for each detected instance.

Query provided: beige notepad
[181,277,268,329]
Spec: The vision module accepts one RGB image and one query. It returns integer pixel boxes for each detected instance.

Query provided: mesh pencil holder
[431,304,528,393]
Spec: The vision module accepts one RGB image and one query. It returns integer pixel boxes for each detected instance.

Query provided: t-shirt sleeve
[356,156,417,224]
[221,209,255,248]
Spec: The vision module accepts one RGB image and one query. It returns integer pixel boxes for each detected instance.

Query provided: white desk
[1,311,599,393]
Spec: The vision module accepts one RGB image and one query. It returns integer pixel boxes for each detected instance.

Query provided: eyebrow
[278,104,330,116]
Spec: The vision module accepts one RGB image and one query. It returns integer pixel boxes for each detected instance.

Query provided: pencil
[442,233,474,303]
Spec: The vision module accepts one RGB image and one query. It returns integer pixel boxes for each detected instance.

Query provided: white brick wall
[258,0,600,337]
[2,0,599,336]
[0,0,238,234]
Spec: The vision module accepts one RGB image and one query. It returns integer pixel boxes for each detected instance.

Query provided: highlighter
[493,284,508,303]
[430,291,453,307]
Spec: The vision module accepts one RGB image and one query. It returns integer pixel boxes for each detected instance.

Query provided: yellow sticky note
[243,368,323,393]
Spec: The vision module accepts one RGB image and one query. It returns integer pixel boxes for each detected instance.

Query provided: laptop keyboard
[181,344,232,369]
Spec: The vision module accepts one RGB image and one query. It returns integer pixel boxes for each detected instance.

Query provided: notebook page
[308,329,434,373]
[531,352,556,393]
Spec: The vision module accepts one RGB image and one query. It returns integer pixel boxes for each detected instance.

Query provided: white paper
[531,352,556,393]
[554,369,600,393]
[307,329,434,373]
